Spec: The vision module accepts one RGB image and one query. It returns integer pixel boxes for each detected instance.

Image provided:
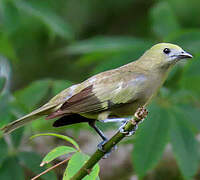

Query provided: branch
[70,107,146,180]
[31,157,71,180]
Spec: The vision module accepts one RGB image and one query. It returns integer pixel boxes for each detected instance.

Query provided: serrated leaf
[41,146,76,166]
[63,152,99,180]
[14,79,51,111]
[150,1,180,38]
[13,1,74,40]
[0,157,25,180]
[132,103,170,178]
[170,108,199,180]
[30,133,80,151]
[18,151,56,180]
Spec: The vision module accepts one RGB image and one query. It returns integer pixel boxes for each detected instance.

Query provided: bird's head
[140,43,193,70]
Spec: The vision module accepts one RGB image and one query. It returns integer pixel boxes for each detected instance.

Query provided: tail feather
[1,104,57,134]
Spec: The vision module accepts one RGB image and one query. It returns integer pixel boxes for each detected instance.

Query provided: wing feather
[47,71,147,119]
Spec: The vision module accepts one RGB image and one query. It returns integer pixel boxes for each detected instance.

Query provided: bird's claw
[97,107,148,157]
[118,107,148,136]
[97,139,108,153]
[97,139,117,159]
[119,122,138,136]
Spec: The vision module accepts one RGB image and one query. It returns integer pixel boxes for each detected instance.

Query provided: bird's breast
[111,74,163,117]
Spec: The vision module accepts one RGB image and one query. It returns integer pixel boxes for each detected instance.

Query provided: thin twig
[31,156,71,180]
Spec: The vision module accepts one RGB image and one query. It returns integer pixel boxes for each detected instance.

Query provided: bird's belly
[80,101,142,120]
[110,99,146,117]
[110,84,159,117]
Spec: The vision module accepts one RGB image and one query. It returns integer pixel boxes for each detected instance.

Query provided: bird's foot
[97,139,117,159]
[119,107,148,136]
[135,106,148,123]
[97,139,108,153]
[119,122,138,136]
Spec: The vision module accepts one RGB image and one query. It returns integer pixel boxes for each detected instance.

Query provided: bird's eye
[163,48,171,54]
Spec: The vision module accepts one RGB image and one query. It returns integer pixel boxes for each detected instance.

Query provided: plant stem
[70,111,143,180]
[31,157,71,180]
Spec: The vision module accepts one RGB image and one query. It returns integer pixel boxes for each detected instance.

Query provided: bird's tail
[1,104,57,134]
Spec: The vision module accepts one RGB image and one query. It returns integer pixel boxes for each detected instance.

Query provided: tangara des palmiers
[1,43,193,150]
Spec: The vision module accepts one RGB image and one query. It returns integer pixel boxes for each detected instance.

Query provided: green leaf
[180,54,200,95]
[0,0,21,35]
[74,53,109,68]
[0,138,8,165]
[164,65,183,89]
[179,105,200,131]
[63,152,100,180]
[167,0,200,26]
[166,30,200,54]
[0,31,17,61]
[13,0,74,40]
[132,103,170,178]
[52,80,72,95]
[18,151,56,180]
[66,37,153,74]
[0,93,14,128]
[0,77,6,93]
[0,157,25,180]
[96,176,100,180]
[65,36,153,54]
[150,1,180,38]
[14,79,51,111]
[30,133,80,151]
[41,146,76,166]
[170,108,199,180]
[91,50,146,75]
[11,127,24,148]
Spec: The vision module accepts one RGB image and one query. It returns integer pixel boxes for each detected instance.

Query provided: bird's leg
[88,121,108,142]
[88,121,108,152]
[88,121,117,158]
[119,107,148,136]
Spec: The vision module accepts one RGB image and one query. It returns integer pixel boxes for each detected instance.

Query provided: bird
[1,43,193,146]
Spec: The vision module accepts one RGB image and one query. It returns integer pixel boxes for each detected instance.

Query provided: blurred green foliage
[0,0,200,179]
[31,133,100,180]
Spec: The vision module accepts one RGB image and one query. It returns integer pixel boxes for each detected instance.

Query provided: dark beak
[178,51,193,59]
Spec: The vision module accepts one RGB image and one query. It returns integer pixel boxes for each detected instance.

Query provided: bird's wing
[47,70,147,118]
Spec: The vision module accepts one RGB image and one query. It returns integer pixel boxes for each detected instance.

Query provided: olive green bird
[1,43,192,143]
